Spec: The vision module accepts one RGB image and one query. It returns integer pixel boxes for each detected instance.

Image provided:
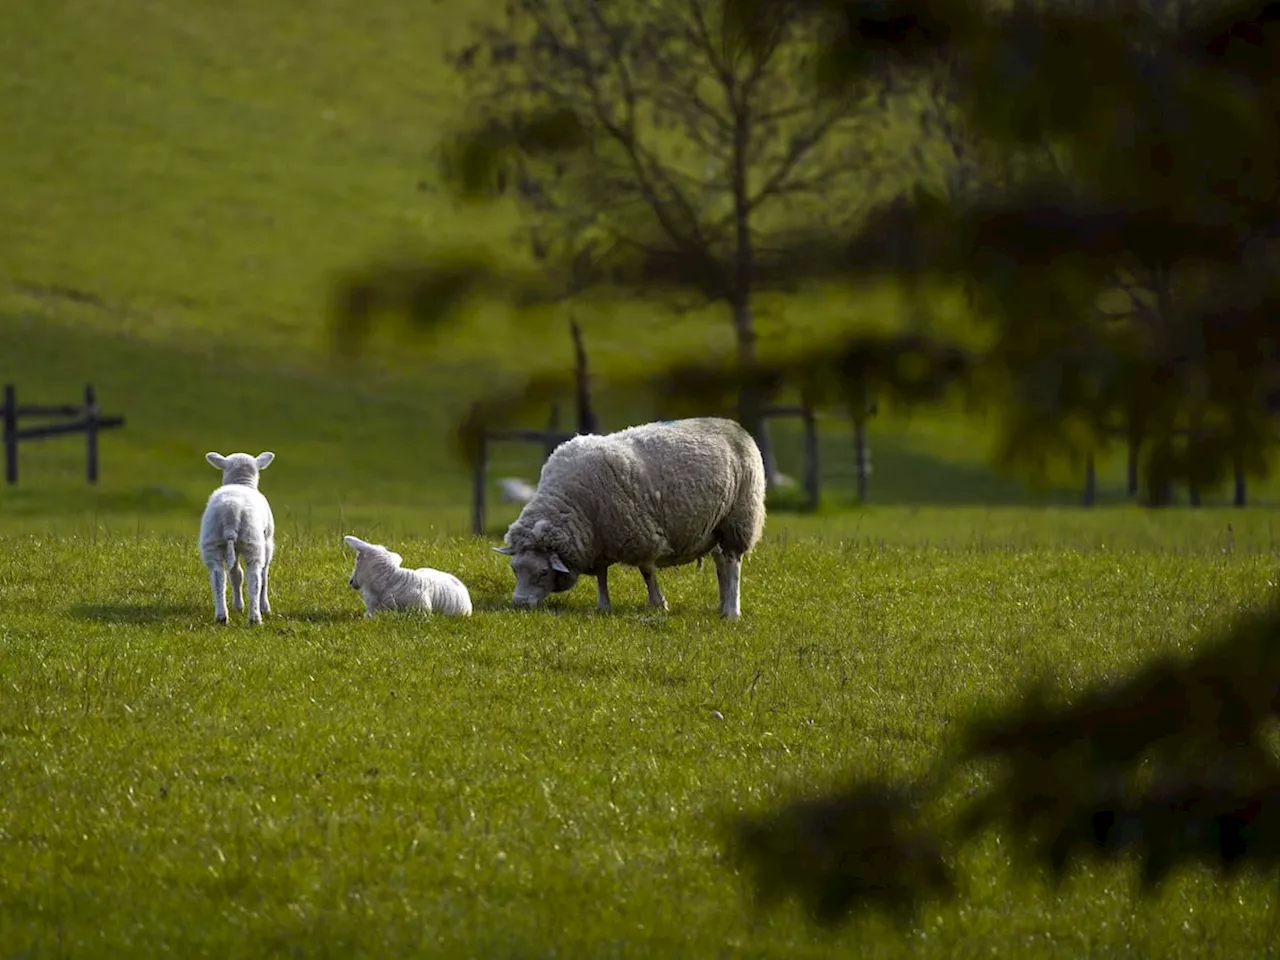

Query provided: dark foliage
[728,783,954,924]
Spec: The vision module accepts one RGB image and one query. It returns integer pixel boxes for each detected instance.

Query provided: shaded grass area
[2,522,1279,956]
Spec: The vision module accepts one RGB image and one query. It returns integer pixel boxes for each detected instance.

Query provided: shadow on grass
[68,602,205,624]
[281,609,367,624]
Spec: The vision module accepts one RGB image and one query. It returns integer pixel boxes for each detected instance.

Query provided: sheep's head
[207,451,274,488]
[343,535,402,590]
[493,541,578,608]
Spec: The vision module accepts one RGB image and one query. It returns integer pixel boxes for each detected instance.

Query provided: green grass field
[3,514,1279,957]
[4,0,1280,955]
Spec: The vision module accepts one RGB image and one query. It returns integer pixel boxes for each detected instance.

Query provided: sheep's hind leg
[209,565,228,624]
[245,562,264,625]
[259,559,271,615]
[229,563,245,612]
[712,549,742,619]
[640,566,667,611]
[259,538,274,615]
[595,567,613,614]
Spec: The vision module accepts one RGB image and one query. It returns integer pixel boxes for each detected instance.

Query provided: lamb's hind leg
[209,565,228,624]
[640,566,667,610]
[259,538,274,615]
[229,563,244,612]
[244,561,264,625]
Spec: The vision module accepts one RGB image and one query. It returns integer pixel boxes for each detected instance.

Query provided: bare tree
[447,0,897,484]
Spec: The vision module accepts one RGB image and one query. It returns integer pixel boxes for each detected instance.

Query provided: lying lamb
[343,535,473,617]
[497,477,537,505]
[493,416,766,618]
[199,451,276,625]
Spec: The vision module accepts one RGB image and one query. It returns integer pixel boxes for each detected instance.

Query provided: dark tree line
[336,0,1280,927]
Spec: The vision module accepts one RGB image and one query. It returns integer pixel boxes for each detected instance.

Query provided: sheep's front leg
[595,567,613,614]
[209,565,228,624]
[244,562,264,625]
[640,566,667,611]
[713,550,742,619]
[229,563,245,612]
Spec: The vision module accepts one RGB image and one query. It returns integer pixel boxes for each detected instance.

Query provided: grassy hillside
[0,0,1272,538]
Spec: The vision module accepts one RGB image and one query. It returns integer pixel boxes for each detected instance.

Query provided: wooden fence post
[85,383,100,484]
[545,405,561,460]
[472,433,488,537]
[853,417,869,503]
[801,404,819,511]
[1126,435,1139,497]
[3,384,15,485]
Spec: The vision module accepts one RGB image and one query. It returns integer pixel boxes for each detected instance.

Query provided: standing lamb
[493,417,766,618]
[343,535,473,617]
[198,451,276,625]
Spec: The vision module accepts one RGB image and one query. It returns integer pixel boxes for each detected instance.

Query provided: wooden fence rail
[2,383,125,485]
[470,399,876,535]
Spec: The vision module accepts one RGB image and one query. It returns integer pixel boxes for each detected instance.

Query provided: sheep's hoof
[595,605,614,615]
[248,615,262,625]
[215,616,227,625]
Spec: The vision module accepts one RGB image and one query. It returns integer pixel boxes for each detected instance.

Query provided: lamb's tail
[223,531,237,569]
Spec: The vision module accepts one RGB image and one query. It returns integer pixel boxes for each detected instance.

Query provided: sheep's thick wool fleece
[506,417,766,572]
[359,551,472,616]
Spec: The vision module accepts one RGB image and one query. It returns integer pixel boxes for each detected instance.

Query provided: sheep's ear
[493,545,516,555]
[344,535,369,552]
[550,553,570,574]
[255,452,275,469]
[206,453,228,469]
[387,552,404,567]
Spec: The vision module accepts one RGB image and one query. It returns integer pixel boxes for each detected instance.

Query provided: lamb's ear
[255,451,275,470]
[344,535,370,552]
[550,553,571,574]
[206,452,228,469]
[493,545,516,555]
[387,552,404,567]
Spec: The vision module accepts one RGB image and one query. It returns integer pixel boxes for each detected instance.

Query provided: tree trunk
[729,90,780,487]
[732,296,780,486]
[570,319,599,435]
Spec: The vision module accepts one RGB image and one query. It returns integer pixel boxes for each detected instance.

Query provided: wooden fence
[470,399,876,535]
[1082,431,1248,507]
[2,383,125,485]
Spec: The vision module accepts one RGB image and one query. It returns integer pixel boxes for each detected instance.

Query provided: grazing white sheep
[343,535,473,617]
[493,417,766,618]
[199,451,276,625]
[497,476,537,505]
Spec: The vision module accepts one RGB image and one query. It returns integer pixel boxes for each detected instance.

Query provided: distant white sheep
[199,451,276,625]
[494,417,766,617]
[497,476,537,505]
[343,535,473,617]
